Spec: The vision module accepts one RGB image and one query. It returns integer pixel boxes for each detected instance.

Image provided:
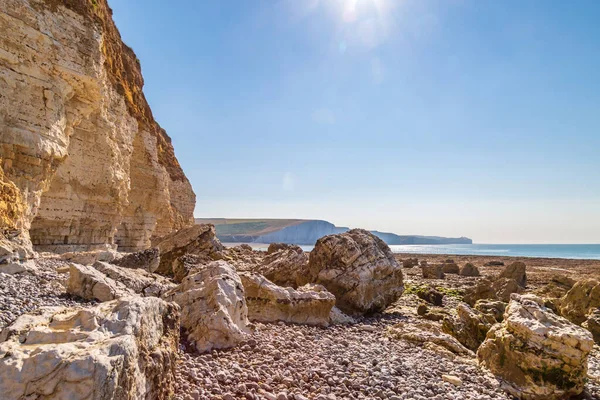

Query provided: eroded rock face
[499,262,527,288]
[254,244,308,288]
[67,263,134,302]
[0,296,180,400]
[240,273,335,327]
[93,261,176,298]
[442,303,496,351]
[0,0,195,253]
[163,260,250,352]
[558,279,600,325]
[155,224,224,277]
[477,294,593,400]
[307,229,404,315]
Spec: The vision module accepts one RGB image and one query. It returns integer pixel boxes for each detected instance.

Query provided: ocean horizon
[238,243,600,260]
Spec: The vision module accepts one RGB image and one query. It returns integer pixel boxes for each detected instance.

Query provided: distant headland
[195,218,473,246]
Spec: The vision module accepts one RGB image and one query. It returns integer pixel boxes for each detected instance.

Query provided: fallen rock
[93,261,176,297]
[401,258,419,268]
[67,263,134,302]
[59,249,118,265]
[154,224,224,276]
[464,279,497,306]
[583,309,600,344]
[422,264,445,279]
[0,297,179,400]
[442,375,462,387]
[387,321,473,356]
[415,285,444,306]
[459,263,480,277]
[477,294,593,400]
[558,278,600,325]
[266,242,297,255]
[172,254,207,283]
[474,299,507,322]
[306,229,404,315]
[442,261,460,274]
[163,260,250,352]
[329,306,356,325]
[113,247,160,272]
[499,261,526,287]
[442,303,496,351]
[492,277,523,302]
[240,273,335,327]
[484,261,504,266]
[0,232,36,275]
[255,245,309,288]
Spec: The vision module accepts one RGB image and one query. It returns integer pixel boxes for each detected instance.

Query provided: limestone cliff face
[0,0,196,252]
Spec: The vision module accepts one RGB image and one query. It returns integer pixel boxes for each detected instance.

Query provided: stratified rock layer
[477,294,593,400]
[0,0,195,253]
[241,273,336,327]
[0,296,180,400]
[307,229,404,315]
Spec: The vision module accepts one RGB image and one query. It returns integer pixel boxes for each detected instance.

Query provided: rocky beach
[2,229,600,399]
[2,1,600,399]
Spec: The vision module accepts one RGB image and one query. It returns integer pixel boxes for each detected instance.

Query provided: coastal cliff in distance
[0,0,196,252]
[196,218,473,246]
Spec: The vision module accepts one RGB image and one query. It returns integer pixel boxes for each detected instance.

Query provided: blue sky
[111,0,600,244]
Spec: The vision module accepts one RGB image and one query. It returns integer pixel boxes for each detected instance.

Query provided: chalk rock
[155,224,224,276]
[0,297,180,400]
[387,321,473,356]
[255,244,308,288]
[163,260,250,352]
[558,278,600,325]
[67,263,134,302]
[477,294,593,400]
[0,0,195,252]
[60,249,118,266]
[307,229,404,314]
[240,273,335,326]
[93,261,176,298]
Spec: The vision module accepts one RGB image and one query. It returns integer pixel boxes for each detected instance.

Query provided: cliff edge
[0,0,196,252]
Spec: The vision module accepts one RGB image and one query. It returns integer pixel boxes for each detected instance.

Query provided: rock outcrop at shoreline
[307,229,404,314]
[0,0,195,254]
[478,294,593,400]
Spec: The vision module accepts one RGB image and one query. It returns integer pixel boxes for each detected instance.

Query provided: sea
[265,244,600,260]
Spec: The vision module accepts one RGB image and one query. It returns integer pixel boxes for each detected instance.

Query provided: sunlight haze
[110,0,600,244]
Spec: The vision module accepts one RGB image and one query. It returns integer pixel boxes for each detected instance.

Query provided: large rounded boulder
[306,229,404,315]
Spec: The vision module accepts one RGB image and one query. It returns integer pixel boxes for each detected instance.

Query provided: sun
[341,0,389,23]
